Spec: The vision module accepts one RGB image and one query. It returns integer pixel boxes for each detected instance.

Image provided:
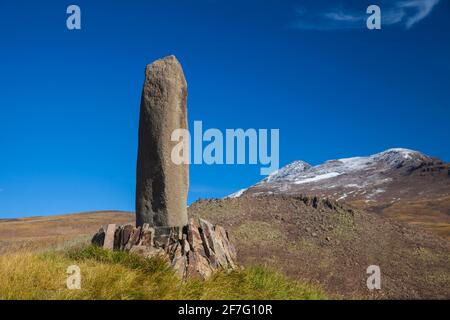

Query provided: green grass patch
[235,221,285,243]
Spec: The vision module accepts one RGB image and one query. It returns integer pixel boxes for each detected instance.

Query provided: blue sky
[0,0,449,218]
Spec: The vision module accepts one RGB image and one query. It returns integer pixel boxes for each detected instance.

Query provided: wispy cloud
[294,0,440,30]
[324,12,361,23]
[399,0,440,28]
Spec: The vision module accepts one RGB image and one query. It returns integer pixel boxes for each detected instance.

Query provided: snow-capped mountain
[231,148,450,204]
[264,160,312,183]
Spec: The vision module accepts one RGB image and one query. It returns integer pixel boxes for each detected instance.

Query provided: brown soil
[188,195,450,299]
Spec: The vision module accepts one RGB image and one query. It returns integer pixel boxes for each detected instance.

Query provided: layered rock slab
[91,218,237,280]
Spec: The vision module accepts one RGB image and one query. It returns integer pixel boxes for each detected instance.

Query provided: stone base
[91,218,238,280]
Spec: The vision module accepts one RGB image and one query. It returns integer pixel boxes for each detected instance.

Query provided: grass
[330,210,358,241]
[235,221,285,243]
[354,196,450,240]
[0,245,327,300]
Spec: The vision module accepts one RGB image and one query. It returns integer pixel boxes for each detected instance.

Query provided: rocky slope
[189,195,450,299]
[229,148,450,239]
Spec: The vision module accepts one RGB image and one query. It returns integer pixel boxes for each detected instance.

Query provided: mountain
[230,148,450,239]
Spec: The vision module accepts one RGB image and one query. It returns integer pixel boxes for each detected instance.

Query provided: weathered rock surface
[136,55,189,228]
[104,224,116,250]
[91,218,237,280]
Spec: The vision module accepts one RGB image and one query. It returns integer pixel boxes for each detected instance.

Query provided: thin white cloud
[399,0,440,29]
[294,0,440,30]
[323,11,364,23]
[383,9,406,25]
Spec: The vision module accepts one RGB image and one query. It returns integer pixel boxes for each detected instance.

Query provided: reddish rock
[125,226,141,251]
[103,224,116,250]
[171,243,187,279]
[121,224,134,250]
[129,245,167,260]
[91,218,237,280]
[139,223,155,247]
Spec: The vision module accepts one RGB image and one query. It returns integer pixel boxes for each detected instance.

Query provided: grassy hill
[0,210,134,255]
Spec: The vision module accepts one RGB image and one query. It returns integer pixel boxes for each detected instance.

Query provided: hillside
[231,148,450,239]
[0,211,133,254]
[189,195,450,299]
[1,196,449,299]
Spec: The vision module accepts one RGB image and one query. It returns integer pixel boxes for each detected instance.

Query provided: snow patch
[225,188,247,199]
[294,172,341,184]
[366,188,385,199]
[264,160,312,183]
[346,184,363,188]
[337,194,347,201]
[380,148,416,159]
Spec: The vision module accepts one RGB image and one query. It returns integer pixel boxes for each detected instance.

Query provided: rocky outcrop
[136,55,189,228]
[91,218,237,280]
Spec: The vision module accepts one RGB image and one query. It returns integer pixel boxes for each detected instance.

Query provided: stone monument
[135,55,189,228]
[92,56,237,279]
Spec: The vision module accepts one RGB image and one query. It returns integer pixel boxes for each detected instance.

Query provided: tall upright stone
[136,55,189,228]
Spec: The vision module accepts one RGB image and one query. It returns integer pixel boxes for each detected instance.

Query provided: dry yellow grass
[350,196,450,240]
[0,246,326,300]
[381,197,450,240]
[0,211,327,300]
[0,246,327,300]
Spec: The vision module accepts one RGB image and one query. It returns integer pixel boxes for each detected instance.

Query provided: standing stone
[136,55,189,228]
[91,55,238,280]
